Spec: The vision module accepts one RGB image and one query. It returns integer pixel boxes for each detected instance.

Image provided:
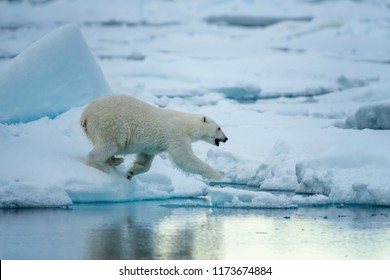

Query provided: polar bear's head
[198,115,228,147]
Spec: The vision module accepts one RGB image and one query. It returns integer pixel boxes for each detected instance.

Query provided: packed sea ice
[0,0,389,208]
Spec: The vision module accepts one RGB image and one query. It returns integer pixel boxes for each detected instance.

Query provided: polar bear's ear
[203,116,207,123]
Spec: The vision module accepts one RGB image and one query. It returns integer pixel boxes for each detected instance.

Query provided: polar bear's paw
[206,171,225,181]
[85,159,111,173]
[126,171,134,180]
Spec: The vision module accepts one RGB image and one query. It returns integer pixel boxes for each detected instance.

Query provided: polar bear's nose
[221,137,228,143]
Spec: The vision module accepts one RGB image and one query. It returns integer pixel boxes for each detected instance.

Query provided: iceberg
[0,24,110,124]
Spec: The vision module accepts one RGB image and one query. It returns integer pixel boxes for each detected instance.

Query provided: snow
[0,0,390,208]
[206,187,298,209]
[343,100,390,129]
[0,24,110,124]
[0,184,71,208]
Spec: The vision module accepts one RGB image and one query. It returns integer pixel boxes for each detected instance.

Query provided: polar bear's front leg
[168,143,224,181]
[127,153,155,179]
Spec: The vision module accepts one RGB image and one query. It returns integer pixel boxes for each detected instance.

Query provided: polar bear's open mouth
[215,137,228,146]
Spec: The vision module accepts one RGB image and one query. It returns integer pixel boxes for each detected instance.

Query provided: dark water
[1,200,390,260]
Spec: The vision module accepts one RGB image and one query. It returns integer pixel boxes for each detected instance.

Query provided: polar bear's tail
[80,114,88,135]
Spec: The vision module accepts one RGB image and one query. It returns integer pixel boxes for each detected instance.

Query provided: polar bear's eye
[217,127,221,130]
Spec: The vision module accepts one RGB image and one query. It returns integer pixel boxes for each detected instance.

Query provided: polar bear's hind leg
[127,153,155,179]
[85,144,119,173]
[106,156,124,166]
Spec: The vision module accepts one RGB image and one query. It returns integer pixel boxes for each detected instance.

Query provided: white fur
[80,95,228,180]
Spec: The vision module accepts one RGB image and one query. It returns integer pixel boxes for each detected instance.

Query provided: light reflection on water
[1,200,390,260]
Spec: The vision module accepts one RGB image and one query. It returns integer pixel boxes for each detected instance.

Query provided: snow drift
[344,100,390,130]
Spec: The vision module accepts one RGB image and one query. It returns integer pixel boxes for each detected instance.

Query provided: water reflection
[87,204,162,259]
[85,203,390,260]
[86,200,224,259]
[1,202,390,259]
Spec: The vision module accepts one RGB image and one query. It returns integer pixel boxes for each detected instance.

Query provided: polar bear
[80,95,228,180]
